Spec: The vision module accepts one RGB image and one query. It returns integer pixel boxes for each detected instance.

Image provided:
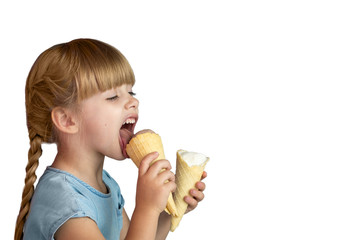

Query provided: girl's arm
[120,209,130,240]
[121,208,165,240]
[122,152,176,240]
[155,211,171,240]
[121,207,172,240]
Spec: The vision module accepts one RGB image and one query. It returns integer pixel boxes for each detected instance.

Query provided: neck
[52,142,107,194]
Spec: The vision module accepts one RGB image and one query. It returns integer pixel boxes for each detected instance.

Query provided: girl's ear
[51,107,79,134]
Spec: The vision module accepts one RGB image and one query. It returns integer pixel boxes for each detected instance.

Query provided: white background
[1,0,360,239]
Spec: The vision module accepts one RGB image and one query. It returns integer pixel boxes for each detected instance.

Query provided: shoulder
[23,168,97,239]
[29,167,90,212]
[33,167,97,211]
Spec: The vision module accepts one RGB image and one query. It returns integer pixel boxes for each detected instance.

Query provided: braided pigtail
[14,131,42,240]
[14,44,61,240]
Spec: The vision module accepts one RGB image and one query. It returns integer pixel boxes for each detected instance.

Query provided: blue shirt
[23,167,125,240]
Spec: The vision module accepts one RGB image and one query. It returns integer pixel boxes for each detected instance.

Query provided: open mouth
[119,117,137,158]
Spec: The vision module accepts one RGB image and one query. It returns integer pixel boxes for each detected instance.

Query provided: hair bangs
[67,39,135,101]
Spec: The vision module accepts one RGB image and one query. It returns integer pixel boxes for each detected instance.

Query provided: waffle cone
[126,131,178,216]
[171,150,209,232]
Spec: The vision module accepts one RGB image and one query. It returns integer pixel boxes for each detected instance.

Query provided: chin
[105,150,127,161]
[109,154,127,161]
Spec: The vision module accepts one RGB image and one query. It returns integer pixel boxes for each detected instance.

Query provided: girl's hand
[184,171,207,214]
[135,152,177,215]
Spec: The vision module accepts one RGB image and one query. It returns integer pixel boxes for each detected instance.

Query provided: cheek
[80,115,110,139]
[96,116,121,140]
[79,105,122,141]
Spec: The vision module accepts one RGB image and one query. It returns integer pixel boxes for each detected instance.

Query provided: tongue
[119,128,134,158]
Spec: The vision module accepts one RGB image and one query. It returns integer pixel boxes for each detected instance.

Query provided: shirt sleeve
[23,173,96,240]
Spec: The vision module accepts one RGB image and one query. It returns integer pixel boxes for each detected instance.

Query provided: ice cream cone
[171,149,209,232]
[126,130,165,167]
[126,130,178,216]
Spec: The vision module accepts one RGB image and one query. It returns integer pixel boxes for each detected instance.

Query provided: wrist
[126,205,160,240]
[133,204,161,219]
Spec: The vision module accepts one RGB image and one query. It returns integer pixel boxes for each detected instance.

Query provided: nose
[125,95,139,110]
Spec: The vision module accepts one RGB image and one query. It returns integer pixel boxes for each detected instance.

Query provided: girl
[15,39,207,240]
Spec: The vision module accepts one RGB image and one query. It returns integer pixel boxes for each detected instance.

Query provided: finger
[184,195,198,211]
[167,180,177,193]
[147,159,172,176]
[200,171,207,180]
[139,152,159,175]
[158,169,175,184]
[195,181,206,192]
[189,189,205,202]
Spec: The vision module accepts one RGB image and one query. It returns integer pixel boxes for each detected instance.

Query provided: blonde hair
[14,38,135,240]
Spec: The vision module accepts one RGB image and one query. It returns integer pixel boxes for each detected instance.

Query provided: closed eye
[106,95,119,101]
[129,91,136,96]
